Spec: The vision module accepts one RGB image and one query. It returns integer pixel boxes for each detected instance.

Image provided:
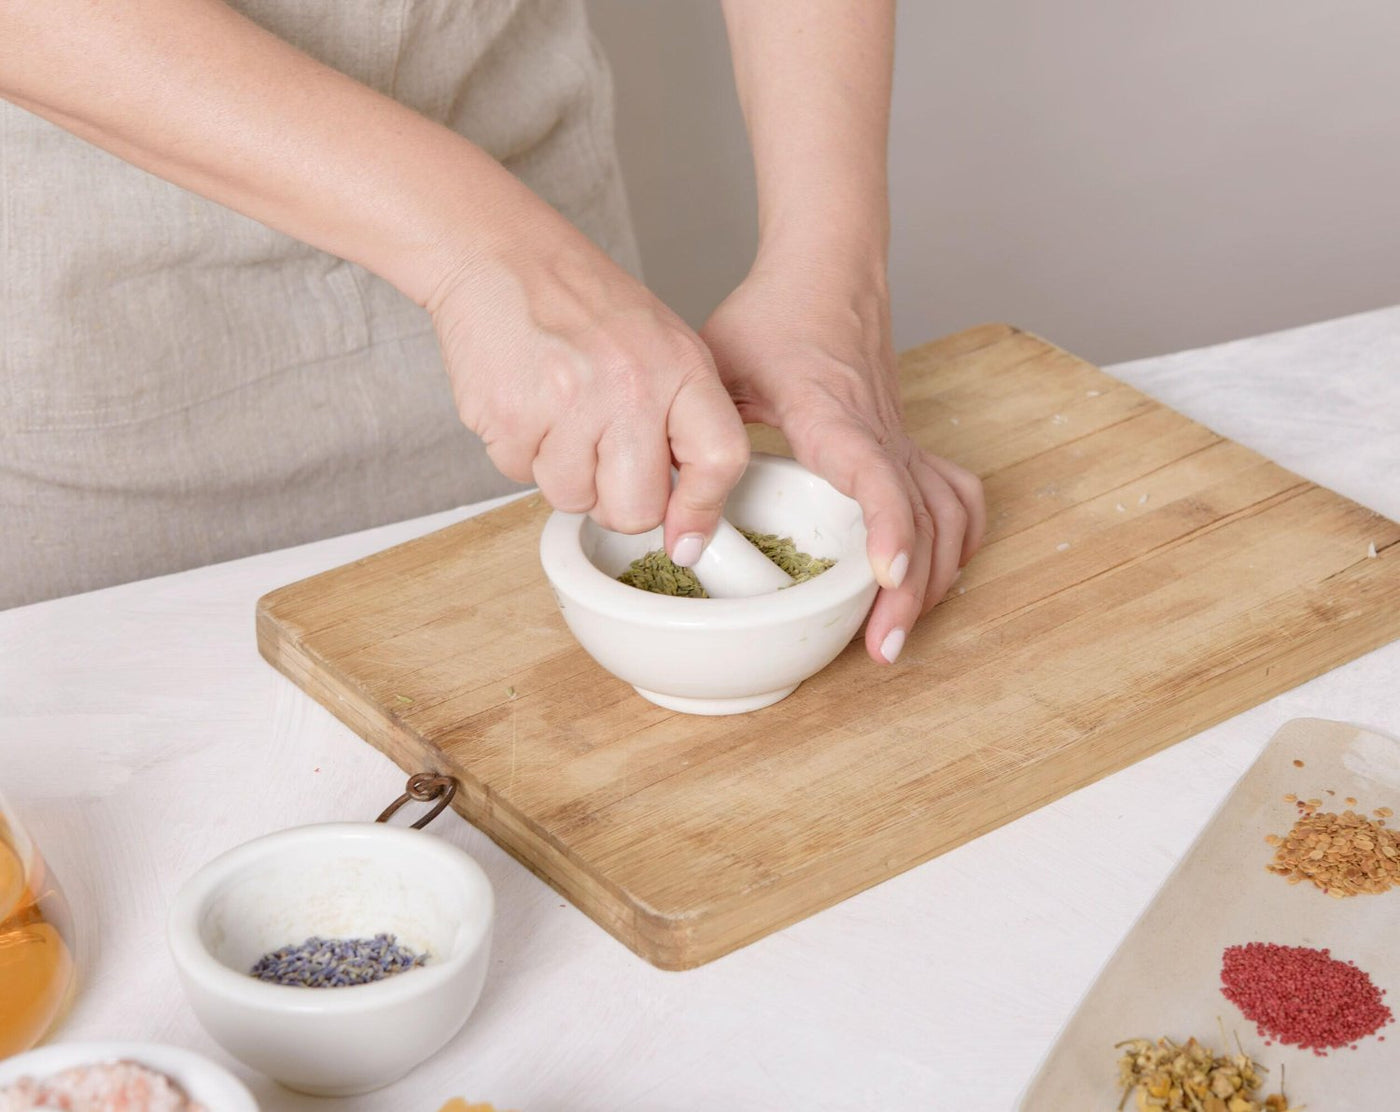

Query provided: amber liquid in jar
[0,820,76,1057]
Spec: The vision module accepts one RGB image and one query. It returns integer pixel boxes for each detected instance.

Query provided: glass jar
[0,791,76,1058]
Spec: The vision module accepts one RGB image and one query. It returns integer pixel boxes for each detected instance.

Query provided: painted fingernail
[672,533,705,568]
[887,551,910,590]
[879,628,906,664]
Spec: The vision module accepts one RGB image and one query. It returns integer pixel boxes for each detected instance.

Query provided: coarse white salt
[949,416,960,426]
[1051,414,1068,425]
[1086,389,1102,397]
[1368,542,1379,559]
[1114,503,1126,513]
[1138,493,1150,505]
[1056,542,1071,552]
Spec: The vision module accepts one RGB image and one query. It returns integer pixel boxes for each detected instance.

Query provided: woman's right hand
[428,208,750,564]
[0,0,749,560]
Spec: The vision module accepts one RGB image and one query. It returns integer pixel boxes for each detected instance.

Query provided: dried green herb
[617,530,835,597]
[738,530,837,582]
[618,549,710,597]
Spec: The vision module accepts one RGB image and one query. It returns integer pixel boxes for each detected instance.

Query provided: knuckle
[663,323,710,367]
[940,499,970,534]
[544,485,595,515]
[540,351,584,410]
[858,442,905,484]
[597,506,664,536]
[601,355,655,416]
[958,474,986,514]
[701,434,750,479]
[793,412,855,453]
[904,576,930,615]
[595,482,668,535]
[620,513,664,536]
[484,442,531,484]
[911,499,937,542]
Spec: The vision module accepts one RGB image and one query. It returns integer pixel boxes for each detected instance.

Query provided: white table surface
[3,308,1398,1112]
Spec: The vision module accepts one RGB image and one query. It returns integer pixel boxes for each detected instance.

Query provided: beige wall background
[586,1,1400,365]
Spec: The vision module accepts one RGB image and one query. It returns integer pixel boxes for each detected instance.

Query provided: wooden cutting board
[256,324,1400,970]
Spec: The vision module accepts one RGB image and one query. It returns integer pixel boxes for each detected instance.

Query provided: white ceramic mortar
[539,453,878,714]
[167,823,493,1097]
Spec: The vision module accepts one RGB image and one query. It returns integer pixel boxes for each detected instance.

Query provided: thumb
[663,373,750,567]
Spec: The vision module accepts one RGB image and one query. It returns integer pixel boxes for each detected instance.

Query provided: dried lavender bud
[249,933,428,988]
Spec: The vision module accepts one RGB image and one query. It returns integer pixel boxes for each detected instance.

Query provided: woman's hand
[430,207,750,558]
[701,254,986,664]
[713,0,971,661]
[0,0,751,555]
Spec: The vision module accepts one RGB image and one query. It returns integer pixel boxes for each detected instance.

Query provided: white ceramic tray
[1022,718,1400,1110]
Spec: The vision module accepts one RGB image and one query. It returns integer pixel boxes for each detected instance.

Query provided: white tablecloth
[3,308,1398,1111]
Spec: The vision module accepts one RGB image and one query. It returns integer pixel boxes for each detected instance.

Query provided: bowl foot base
[631,685,798,716]
[278,1078,405,1097]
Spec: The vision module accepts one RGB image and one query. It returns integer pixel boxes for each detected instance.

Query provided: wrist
[421,180,650,341]
[750,230,890,309]
[381,148,550,313]
[753,212,889,290]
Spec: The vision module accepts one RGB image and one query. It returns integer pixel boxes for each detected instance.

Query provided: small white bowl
[0,1040,258,1110]
[168,823,493,1097]
[540,453,878,715]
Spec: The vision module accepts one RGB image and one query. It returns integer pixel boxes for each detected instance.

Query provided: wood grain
[256,325,1400,969]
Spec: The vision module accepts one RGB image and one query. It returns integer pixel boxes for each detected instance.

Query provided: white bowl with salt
[0,1041,258,1110]
[167,823,493,1097]
[539,452,879,715]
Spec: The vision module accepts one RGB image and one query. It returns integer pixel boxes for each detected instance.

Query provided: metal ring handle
[375,772,458,830]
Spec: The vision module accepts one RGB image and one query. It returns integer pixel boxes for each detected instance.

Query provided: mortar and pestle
[539,453,879,715]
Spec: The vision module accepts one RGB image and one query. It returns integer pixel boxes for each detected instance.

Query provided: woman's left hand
[701,256,986,665]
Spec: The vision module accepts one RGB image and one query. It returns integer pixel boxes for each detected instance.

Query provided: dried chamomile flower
[1115,1036,1300,1112]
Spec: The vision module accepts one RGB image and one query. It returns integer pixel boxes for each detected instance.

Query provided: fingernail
[672,533,705,568]
[879,628,906,664]
[887,551,910,589]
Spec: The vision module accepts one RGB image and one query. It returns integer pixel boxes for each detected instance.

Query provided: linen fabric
[0,0,640,608]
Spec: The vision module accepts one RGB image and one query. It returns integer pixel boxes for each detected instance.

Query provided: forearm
[0,0,569,308]
[718,0,894,268]
[709,3,983,661]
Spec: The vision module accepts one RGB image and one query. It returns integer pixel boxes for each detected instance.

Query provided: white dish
[1022,719,1400,1110]
[168,822,493,1097]
[0,1040,259,1110]
[539,453,878,715]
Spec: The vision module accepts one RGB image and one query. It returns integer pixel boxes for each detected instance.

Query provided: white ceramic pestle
[687,516,796,598]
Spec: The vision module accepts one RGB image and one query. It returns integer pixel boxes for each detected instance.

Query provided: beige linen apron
[0,0,640,609]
